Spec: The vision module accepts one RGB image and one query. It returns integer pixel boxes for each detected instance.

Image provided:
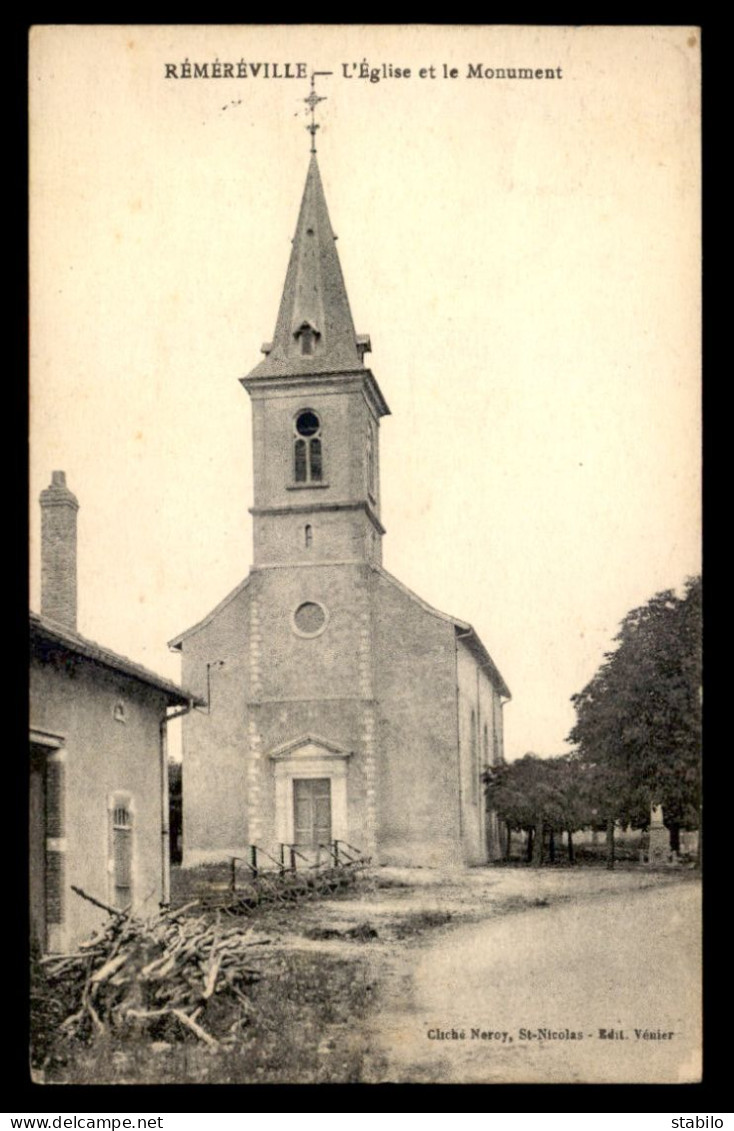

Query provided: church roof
[244,154,369,380]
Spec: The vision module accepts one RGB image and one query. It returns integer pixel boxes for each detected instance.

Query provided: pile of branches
[38,887,270,1049]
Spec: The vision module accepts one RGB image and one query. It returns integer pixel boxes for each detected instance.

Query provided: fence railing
[216,840,370,913]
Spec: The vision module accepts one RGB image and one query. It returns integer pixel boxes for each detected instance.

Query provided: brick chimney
[40,471,79,631]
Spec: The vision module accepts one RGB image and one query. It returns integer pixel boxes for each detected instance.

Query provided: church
[170,146,511,868]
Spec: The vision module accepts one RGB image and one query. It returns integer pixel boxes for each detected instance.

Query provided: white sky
[29,25,701,761]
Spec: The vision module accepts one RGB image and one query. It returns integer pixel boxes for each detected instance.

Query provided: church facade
[170,154,510,868]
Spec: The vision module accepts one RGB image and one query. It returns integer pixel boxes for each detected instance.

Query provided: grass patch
[391,910,453,939]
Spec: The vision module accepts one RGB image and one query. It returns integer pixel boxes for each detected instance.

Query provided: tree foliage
[485,753,591,833]
[567,576,702,829]
[485,753,596,864]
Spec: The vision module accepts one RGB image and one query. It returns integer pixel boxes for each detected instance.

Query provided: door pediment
[267,734,352,763]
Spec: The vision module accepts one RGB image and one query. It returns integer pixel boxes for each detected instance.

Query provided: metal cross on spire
[304,71,332,154]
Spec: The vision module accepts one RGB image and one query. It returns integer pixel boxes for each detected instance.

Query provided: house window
[294,410,323,483]
[109,795,134,910]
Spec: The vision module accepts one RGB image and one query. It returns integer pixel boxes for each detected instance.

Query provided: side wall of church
[456,641,503,865]
[179,584,253,865]
[372,572,462,866]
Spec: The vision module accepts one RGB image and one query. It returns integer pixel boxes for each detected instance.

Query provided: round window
[295,410,320,438]
[293,601,328,637]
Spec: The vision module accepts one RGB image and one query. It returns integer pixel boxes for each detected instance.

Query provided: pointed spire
[245,155,370,379]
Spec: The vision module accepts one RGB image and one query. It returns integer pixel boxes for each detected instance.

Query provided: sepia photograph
[29,24,701,1086]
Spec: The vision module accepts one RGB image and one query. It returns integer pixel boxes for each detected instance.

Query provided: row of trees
[486,576,702,867]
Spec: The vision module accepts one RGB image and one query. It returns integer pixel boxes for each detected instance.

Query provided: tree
[568,576,702,863]
[485,753,596,865]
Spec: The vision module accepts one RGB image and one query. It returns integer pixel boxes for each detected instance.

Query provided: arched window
[294,410,323,484]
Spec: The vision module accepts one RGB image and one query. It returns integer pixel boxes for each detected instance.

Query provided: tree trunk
[526,827,534,863]
[668,822,681,854]
[567,828,575,865]
[606,817,615,870]
[548,828,556,863]
[504,822,512,861]
[531,822,544,867]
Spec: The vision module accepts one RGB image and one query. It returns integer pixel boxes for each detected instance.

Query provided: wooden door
[293,778,332,847]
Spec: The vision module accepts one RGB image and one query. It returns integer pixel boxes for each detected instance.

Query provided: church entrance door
[293,777,332,851]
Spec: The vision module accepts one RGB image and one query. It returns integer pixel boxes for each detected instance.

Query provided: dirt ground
[37,862,699,1084]
[360,872,701,1084]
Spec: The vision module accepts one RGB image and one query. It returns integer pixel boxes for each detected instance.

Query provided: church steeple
[241,150,389,571]
[245,154,371,380]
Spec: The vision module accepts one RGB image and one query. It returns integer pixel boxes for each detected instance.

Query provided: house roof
[30,611,200,706]
[242,154,370,381]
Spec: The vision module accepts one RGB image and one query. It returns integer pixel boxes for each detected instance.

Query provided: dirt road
[367,880,701,1084]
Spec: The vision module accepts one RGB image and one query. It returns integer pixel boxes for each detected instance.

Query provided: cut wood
[89,952,129,985]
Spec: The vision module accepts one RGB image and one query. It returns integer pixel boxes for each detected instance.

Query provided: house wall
[29,654,166,951]
[372,572,462,866]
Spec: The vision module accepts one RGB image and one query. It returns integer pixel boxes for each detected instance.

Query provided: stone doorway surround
[268,734,352,847]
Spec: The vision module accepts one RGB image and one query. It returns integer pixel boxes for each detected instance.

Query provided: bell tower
[241,154,390,568]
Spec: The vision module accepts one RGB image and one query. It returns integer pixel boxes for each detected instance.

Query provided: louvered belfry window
[111,801,133,909]
[294,410,323,483]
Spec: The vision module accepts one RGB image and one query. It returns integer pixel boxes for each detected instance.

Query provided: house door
[293,778,332,848]
[29,745,46,953]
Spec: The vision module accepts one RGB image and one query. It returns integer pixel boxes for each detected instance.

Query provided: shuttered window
[111,799,133,909]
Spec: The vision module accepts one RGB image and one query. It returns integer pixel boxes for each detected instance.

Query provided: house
[30,471,197,952]
[170,151,511,869]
